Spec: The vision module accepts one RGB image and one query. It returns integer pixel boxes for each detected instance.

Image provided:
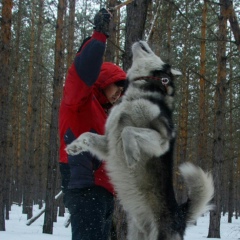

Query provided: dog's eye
[161,77,170,85]
[139,42,149,53]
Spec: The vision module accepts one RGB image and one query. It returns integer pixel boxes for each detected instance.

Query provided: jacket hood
[93,62,126,107]
[95,62,126,89]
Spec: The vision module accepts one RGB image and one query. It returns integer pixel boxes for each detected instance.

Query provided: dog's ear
[151,70,161,77]
[159,64,181,76]
[171,69,182,76]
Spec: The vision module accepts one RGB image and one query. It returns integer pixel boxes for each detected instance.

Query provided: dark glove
[93,8,112,37]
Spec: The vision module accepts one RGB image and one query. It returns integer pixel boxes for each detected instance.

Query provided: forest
[0,0,240,239]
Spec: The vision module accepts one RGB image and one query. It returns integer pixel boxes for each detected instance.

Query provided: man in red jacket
[59,8,126,240]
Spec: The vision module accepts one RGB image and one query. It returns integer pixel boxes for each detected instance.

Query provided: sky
[0,204,240,240]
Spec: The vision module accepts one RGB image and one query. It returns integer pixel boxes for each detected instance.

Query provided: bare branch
[108,0,134,11]
[26,191,63,226]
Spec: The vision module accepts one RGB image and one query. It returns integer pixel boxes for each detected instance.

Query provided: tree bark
[43,0,66,234]
[208,0,228,237]
[34,0,45,210]
[175,0,189,203]
[235,153,240,219]
[23,0,37,219]
[166,1,172,62]
[11,0,23,206]
[66,0,76,70]
[198,0,207,169]
[0,0,13,231]
[123,0,150,71]
[105,0,119,63]
[224,0,240,51]
[227,44,234,223]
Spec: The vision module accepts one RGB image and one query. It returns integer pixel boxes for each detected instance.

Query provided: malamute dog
[66,41,214,240]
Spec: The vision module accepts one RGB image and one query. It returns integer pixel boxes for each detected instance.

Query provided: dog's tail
[179,162,214,224]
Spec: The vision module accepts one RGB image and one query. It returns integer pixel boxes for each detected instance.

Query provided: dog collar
[133,76,169,85]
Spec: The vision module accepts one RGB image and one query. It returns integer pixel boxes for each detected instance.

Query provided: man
[59,8,126,240]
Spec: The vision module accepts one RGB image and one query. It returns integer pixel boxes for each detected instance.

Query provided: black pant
[64,186,114,240]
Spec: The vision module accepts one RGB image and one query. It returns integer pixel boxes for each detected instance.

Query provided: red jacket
[59,31,126,195]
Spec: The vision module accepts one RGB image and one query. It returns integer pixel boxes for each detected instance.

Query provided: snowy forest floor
[1,204,240,240]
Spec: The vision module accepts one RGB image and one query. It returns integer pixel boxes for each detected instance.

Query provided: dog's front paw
[65,134,90,156]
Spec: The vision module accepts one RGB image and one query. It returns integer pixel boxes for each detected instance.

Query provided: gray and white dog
[66,41,214,240]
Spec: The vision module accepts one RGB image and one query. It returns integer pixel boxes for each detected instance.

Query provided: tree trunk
[43,0,66,234]
[208,0,228,237]
[11,0,23,206]
[0,0,13,231]
[224,0,240,51]
[235,154,240,219]
[66,0,76,70]
[175,0,189,203]
[166,1,172,62]
[105,0,118,63]
[123,0,150,71]
[8,0,20,207]
[198,0,207,169]
[23,0,37,219]
[38,80,47,209]
[227,56,233,222]
[34,0,44,209]
[111,1,150,239]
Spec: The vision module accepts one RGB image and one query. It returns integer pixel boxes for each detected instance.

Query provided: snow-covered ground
[0,204,240,239]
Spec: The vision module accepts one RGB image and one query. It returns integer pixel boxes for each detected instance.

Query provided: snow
[1,205,71,240]
[0,204,240,240]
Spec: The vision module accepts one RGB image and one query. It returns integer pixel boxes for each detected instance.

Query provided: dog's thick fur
[66,41,214,240]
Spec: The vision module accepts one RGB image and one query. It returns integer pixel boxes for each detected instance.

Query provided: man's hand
[93,8,112,37]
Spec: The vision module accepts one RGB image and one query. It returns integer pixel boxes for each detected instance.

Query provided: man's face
[103,83,124,104]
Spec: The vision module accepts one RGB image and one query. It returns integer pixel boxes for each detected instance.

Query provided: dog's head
[127,41,181,96]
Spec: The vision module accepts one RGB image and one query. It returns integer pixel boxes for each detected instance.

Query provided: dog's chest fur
[106,81,173,134]
[104,79,176,223]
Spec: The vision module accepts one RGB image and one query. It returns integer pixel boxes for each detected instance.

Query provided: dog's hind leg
[127,215,158,240]
[127,217,147,240]
[66,132,108,160]
[121,126,170,168]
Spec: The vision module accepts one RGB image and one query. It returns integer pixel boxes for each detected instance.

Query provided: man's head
[95,62,126,105]
[103,80,125,104]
